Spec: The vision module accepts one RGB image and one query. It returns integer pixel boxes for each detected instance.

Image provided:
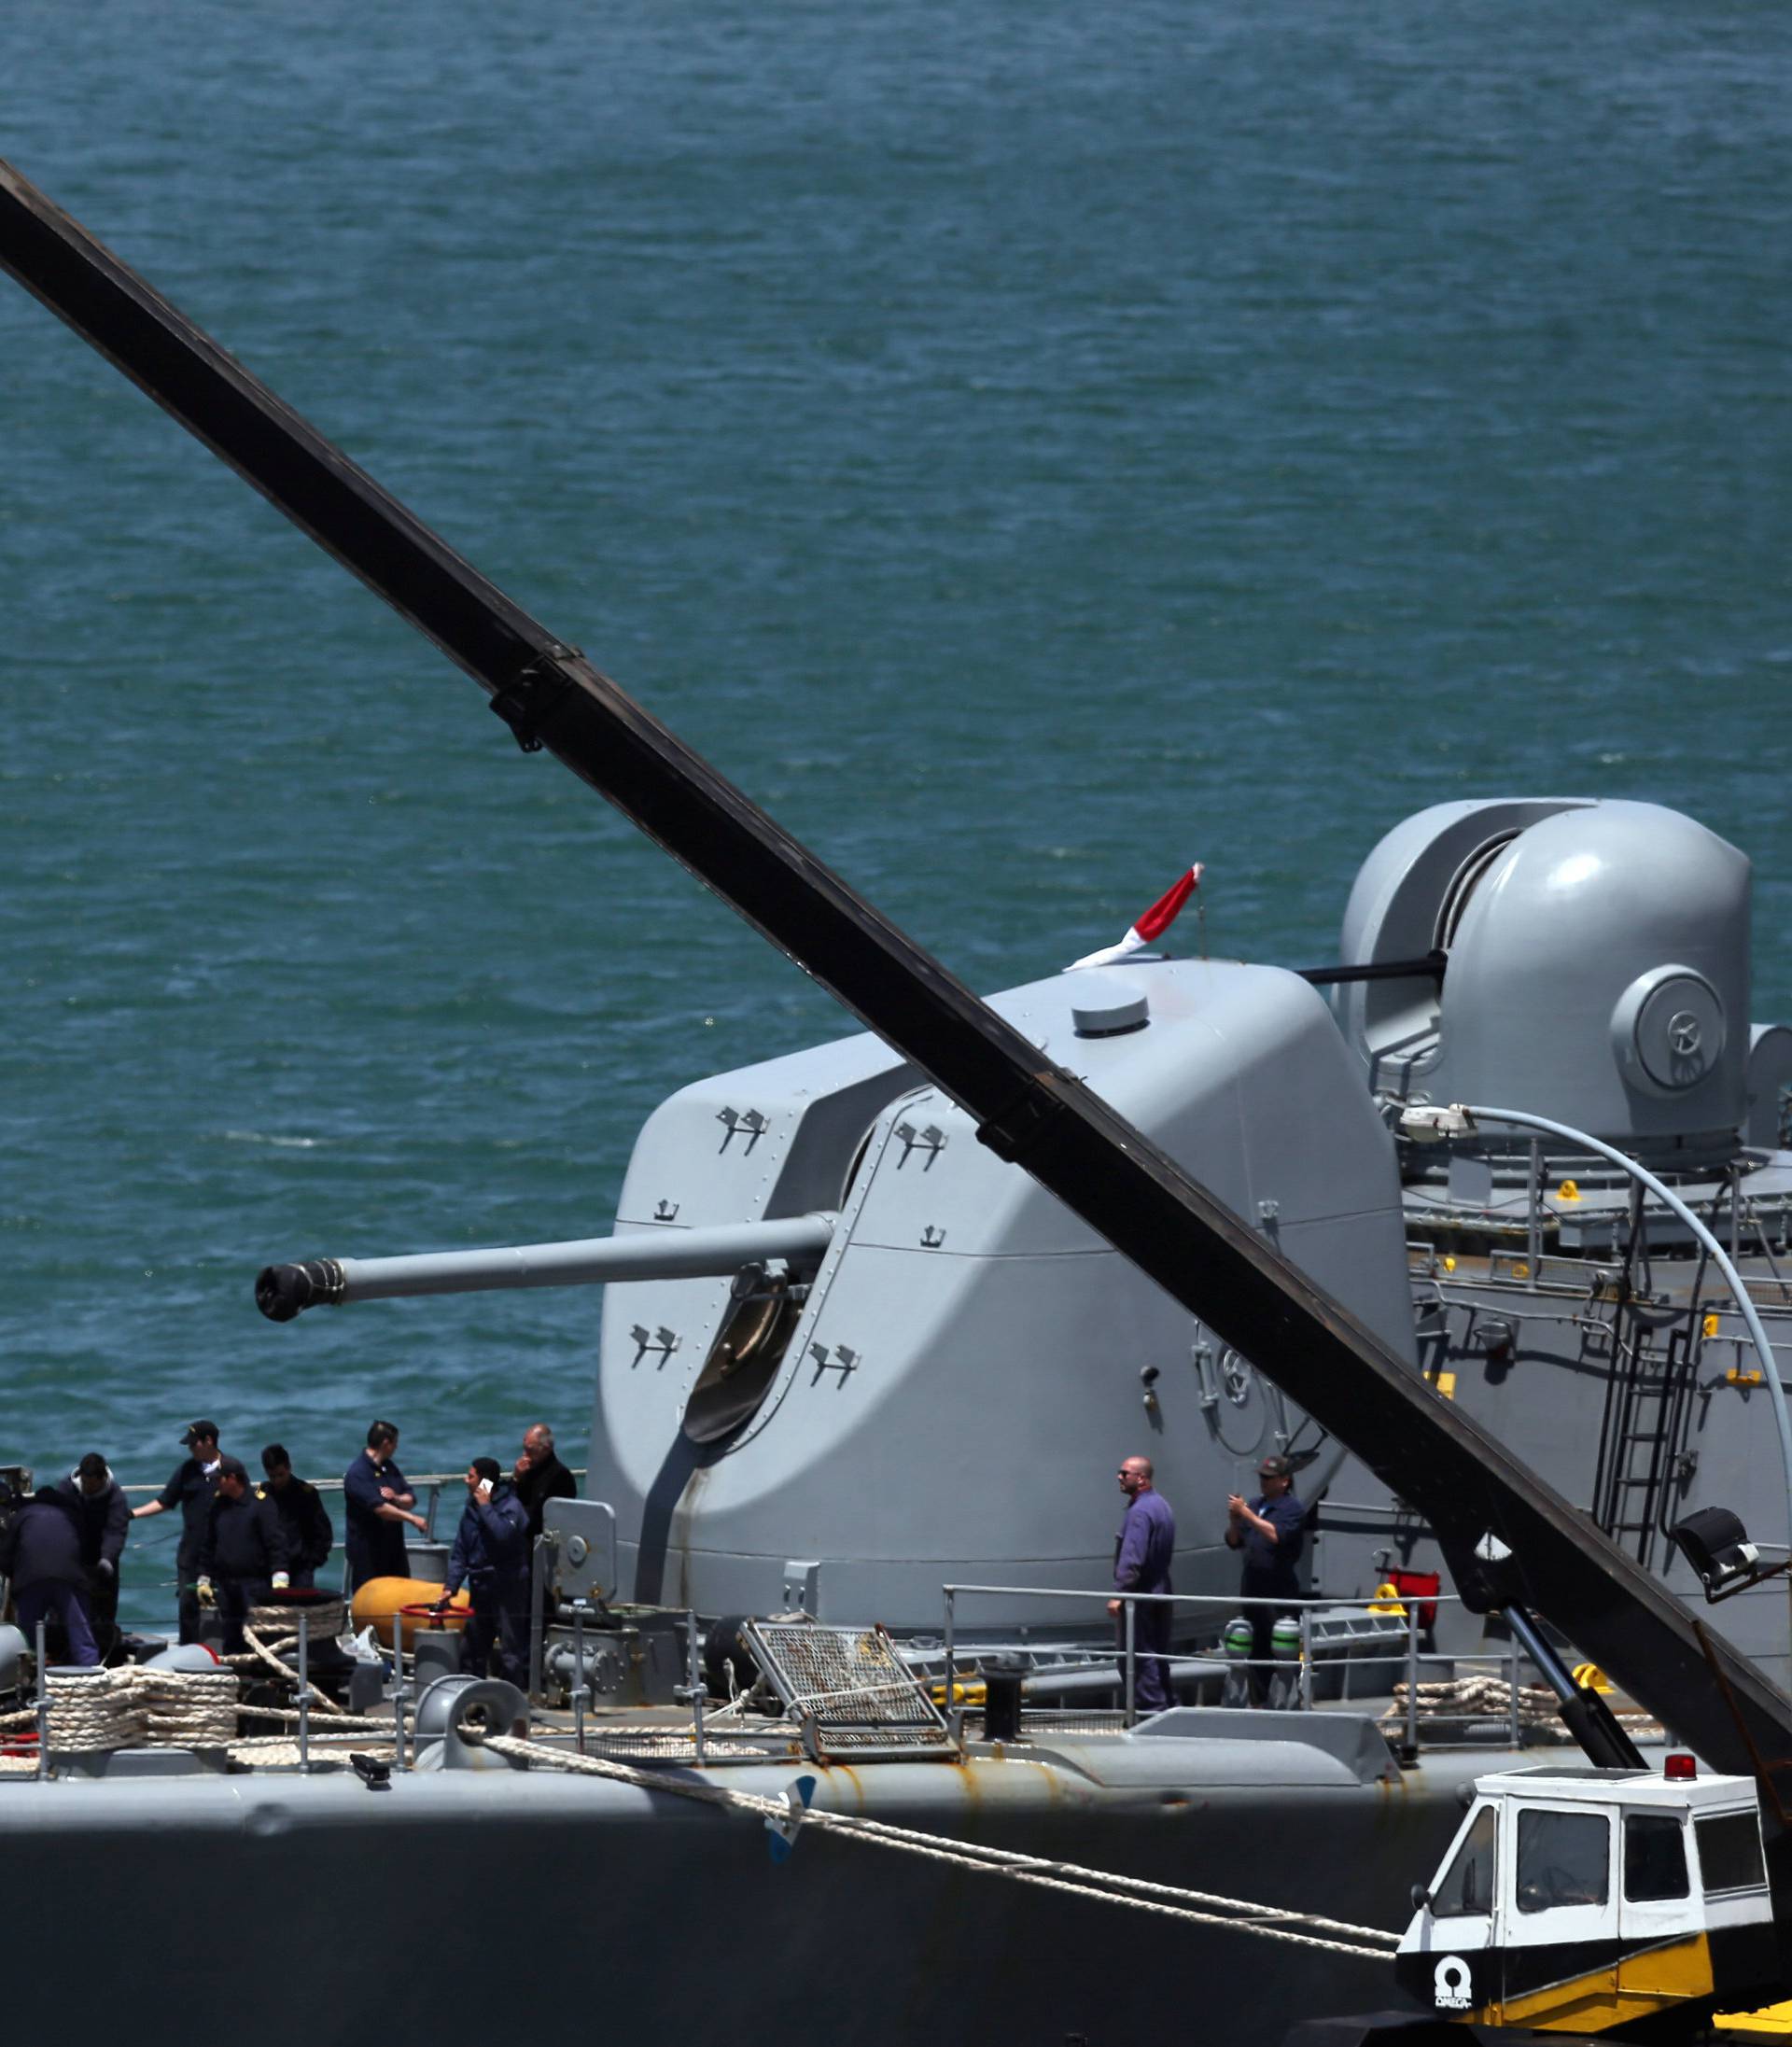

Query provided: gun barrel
[255,1213,837,1322]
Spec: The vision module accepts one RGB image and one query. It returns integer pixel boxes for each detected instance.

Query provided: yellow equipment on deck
[350,1576,472,1650]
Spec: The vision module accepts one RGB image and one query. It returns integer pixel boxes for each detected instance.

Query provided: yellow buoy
[349,1575,473,1651]
[1557,1179,1580,1202]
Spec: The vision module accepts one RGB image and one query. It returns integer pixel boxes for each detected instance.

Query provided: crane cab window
[1517,1808,1610,1914]
[1624,1815,1689,1902]
[1433,1803,1498,1917]
[1697,1811,1766,1894]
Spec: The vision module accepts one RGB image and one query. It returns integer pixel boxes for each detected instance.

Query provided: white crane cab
[1395,1760,1780,2035]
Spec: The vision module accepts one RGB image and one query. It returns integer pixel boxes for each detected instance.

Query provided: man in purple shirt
[1108,1454,1176,1714]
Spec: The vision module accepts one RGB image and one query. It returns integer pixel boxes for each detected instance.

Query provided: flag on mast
[1067,864,1204,971]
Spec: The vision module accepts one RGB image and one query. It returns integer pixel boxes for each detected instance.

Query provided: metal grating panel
[744,1619,954,1756]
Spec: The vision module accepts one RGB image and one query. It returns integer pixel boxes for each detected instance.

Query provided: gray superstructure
[1310,798,1792,1685]
[261,795,1792,1688]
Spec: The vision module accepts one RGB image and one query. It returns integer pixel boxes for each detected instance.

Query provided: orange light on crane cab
[1664,1753,1697,1780]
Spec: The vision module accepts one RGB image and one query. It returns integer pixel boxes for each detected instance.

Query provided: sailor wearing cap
[195,1456,291,1654]
[130,1420,224,1645]
[1225,1453,1306,1705]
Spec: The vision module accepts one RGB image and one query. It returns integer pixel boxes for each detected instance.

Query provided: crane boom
[4,158,1789,1829]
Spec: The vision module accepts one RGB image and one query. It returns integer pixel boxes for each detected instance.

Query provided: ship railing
[933,1582,1622,1751]
[114,1468,593,1598]
[1406,1144,1792,1292]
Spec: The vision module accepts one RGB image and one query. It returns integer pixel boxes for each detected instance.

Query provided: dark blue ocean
[4,0,1790,1626]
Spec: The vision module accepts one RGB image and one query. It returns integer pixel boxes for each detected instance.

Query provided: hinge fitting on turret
[489,644,583,753]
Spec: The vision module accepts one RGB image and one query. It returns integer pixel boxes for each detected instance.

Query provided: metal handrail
[933,1580,1627,1752]
[940,1580,1463,1730]
[113,1465,590,1497]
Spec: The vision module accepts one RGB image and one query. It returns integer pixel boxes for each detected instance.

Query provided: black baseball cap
[1258,1453,1292,1479]
[217,1455,249,1482]
[181,1419,220,1446]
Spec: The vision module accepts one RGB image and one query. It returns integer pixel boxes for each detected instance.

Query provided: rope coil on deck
[478,1733,1398,1960]
[139,1668,241,1746]
[1379,1676,1661,1736]
[17,1667,243,1753]
[42,1670,147,1752]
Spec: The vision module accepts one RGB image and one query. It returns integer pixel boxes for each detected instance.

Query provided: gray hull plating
[0,1729,1489,2042]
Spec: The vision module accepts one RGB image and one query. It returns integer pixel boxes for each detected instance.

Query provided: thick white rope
[245,1598,347,1640]
[223,1740,398,1768]
[481,1734,1396,1959]
[140,1669,240,1746]
[1383,1676,1659,1732]
[233,1701,410,1732]
[239,1628,347,1713]
[29,1668,241,1751]
[39,1670,147,1752]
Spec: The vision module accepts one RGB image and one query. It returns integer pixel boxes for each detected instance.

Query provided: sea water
[3,0,1789,1627]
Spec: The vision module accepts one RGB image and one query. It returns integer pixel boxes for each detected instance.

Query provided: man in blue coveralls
[1108,1454,1175,1714]
[1225,1452,1306,1704]
[439,1455,532,1687]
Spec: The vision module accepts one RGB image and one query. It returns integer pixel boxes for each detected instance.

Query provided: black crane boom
[4,157,1788,1821]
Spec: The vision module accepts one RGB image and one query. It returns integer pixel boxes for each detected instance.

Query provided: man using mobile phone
[438,1456,531,1686]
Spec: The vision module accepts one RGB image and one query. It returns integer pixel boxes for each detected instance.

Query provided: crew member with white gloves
[195,1456,290,1653]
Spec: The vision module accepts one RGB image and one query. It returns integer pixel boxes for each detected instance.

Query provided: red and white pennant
[1068,863,1203,971]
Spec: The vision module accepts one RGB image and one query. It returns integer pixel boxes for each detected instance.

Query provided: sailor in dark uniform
[53,1452,130,1658]
[342,1420,427,1591]
[0,1487,100,1666]
[196,1456,290,1653]
[130,1420,224,1644]
[512,1422,577,1540]
[1225,1452,1307,1704]
[259,1443,334,1590]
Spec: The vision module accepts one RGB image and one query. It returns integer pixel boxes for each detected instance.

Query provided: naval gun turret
[258,959,1421,1622]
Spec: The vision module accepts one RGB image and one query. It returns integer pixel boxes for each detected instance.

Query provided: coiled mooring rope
[40,1669,147,1753]
[1380,1676,1659,1735]
[17,1667,243,1752]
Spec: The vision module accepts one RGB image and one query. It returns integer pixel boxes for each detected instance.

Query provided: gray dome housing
[1339,798,1751,1150]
